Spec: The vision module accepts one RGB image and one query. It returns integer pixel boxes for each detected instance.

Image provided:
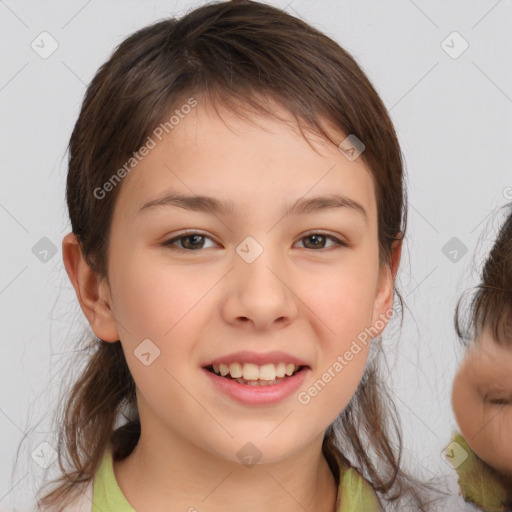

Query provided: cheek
[296,328,371,428]
[475,407,512,475]
[296,271,375,415]
[109,251,209,340]
[108,251,213,384]
[304,257,380,340]
[453,366,512,476]
[313,347,371,415]
[452,366,484,448]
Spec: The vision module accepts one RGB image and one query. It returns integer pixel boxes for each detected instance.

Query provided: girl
[451,206,512,511]
[20,1,451,510]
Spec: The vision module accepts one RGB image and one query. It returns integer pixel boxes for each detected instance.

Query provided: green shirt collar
[92,447,381,512]
[449,432,512,512]
[330,446,382,512]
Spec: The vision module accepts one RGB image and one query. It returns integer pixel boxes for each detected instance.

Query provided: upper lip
[202,350,310,368]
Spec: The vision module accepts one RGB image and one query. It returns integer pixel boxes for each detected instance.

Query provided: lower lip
[202,367,309,406]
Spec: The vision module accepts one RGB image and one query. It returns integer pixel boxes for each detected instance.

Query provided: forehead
[467,326,512,377]
[115,95,377,220]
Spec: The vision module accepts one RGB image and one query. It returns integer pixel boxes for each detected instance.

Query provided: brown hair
[21,1,446,509]
[455,205,512,346]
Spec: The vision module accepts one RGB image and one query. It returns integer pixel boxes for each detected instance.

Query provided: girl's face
[97,96,396,464]
[452,326,512,480]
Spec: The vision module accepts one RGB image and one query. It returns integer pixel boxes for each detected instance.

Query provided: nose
[220,248,299,332]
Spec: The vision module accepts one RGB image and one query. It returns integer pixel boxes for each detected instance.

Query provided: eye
[486,397,511,406]
[483,388,512,406]
[162,231,218,251]
[295,232,347,250]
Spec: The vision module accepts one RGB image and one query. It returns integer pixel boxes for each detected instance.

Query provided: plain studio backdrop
[1,0,511,508]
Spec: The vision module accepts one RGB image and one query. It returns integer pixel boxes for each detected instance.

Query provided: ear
[370,238,402,334]
[62,232,120,342]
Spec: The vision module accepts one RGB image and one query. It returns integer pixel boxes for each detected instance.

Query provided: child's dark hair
[455,205,512,346]
[24,1,445,509]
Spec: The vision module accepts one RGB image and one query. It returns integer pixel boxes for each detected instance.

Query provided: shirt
[10,444,481,512]
[448,431,512,512]
[91,446,382,512]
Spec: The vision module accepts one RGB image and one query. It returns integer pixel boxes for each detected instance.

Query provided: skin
[452,324,512,483]
[62,95,400,512]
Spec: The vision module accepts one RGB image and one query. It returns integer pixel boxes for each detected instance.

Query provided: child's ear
[371,238,402,332]
[62,232,120,342]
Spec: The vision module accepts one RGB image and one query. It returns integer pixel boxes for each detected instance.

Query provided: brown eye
[162,232,217,251]
[296,233,346,250]
[179,234,205,250]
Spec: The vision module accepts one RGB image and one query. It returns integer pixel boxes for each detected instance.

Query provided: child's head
[35,0,438,509]
[452,206,512,481]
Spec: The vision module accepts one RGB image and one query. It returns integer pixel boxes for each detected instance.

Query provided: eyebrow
[138,191,367,221]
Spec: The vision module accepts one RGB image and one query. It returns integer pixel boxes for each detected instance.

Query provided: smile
[205,361,304,385]
[202,364,309,405]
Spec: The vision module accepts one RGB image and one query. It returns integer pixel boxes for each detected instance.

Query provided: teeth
[210,362,302,381]
[230,362,243,378]
[243,363,260,380]
[219,363,229,377]
[258,364,276,380]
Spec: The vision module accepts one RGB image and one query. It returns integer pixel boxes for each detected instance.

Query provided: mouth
[203,363,308,387]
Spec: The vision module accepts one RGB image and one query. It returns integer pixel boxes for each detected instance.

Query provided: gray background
[1,0,511,508]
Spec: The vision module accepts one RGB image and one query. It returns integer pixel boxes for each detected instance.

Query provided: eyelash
[161,230,348,252]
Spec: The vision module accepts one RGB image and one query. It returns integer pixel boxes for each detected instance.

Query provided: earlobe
[382,239,402,311]
[62,232,120,342]
[389,238,402,281]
